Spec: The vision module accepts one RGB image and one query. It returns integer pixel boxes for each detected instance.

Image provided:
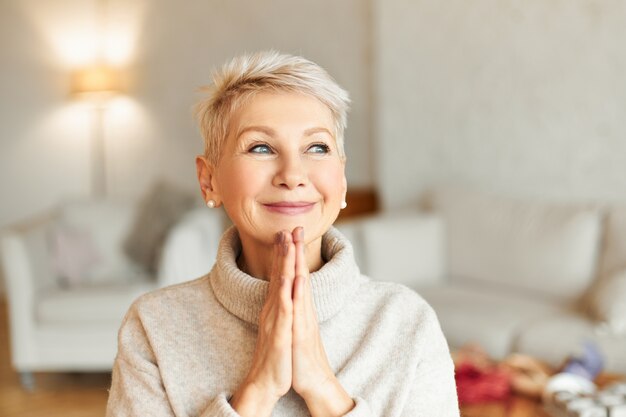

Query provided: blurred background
[1,0,625,416]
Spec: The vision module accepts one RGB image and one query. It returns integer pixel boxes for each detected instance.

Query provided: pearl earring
[340,201,347,209]
[206,199,216,208]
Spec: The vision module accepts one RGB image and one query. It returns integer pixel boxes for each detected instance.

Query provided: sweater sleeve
[343,304,459,417]
[343,396,373,416]
[400,306,460,417]
[105,305,243,417]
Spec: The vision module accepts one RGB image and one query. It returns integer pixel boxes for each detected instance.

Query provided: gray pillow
[124,181,197,275]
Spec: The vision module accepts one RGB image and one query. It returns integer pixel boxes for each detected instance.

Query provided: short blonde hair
[195,50,350,166]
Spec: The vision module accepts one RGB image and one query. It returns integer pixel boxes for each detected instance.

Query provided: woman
[106,51,459,417]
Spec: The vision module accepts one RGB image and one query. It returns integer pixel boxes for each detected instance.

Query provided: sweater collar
[209,225,363,326]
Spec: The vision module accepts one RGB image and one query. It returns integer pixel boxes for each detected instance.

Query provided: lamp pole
[92,103,106,197]
[71,66,121,197]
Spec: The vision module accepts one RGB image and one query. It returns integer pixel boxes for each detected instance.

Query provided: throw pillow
[58,199,142,286]
[48,225,101,288]
[123,180,197,274]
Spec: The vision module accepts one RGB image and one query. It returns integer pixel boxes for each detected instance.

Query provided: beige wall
[376,0,626,209]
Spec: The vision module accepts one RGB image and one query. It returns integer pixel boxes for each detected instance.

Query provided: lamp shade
[71,65,122,96]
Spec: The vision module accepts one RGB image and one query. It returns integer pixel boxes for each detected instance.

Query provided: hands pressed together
[229,227,355,417]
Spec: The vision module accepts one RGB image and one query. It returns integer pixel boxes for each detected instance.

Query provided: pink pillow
[49,226,101,288]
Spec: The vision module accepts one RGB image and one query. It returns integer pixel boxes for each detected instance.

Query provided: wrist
[229,382,280,417]
[301,377,355,417]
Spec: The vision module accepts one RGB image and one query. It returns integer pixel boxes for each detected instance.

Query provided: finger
[292,273,304,304]
[293,227,312,306]
[292,226,308,285]
[266,231,282,304]
[278,232,295,309]
[292,227,307,321]
[268,231,286,296]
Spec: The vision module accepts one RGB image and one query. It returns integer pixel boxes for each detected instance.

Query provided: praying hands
[229,227,355,417]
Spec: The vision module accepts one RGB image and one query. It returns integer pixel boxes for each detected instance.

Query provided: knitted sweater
[106,226,460,417]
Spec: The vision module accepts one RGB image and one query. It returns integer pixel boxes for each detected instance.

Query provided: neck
[236,231,324,281]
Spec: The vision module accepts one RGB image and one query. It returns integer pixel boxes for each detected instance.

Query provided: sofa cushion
[428,187,602,304]
[419,282,561,359]
[37,280,155,324]
[513,313,626,374]
[359,212,445,288]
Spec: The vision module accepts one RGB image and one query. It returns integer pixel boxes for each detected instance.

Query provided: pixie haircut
[195,50,351,166]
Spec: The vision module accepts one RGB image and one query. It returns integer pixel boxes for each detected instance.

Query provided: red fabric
[455,361,512,405]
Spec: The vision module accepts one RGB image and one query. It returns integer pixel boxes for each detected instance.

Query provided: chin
[260,219,328,243]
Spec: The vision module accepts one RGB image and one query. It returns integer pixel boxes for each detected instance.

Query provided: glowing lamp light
[70,65,125,197]
[71,65,123,97]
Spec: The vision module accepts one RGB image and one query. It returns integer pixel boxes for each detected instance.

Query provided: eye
[249,144,273,154]
[308,143,330,154]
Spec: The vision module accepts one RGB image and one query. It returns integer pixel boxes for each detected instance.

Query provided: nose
[273,153,308,189]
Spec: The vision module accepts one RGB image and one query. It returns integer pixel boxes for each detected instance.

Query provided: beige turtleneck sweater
[106,226,459,416]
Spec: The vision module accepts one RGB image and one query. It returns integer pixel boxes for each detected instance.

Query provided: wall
[0,0,373,293]
[0,0,373,227]
[375,0,626,209]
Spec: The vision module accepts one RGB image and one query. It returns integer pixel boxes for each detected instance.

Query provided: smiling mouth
[262,202,316,215]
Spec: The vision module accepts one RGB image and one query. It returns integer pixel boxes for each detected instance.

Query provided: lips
[262,201,316,215]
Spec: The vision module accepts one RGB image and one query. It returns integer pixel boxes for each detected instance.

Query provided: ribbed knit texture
[106,226,460,417]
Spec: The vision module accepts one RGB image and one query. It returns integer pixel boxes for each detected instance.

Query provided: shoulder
[138,273,212,307]
[120,274,213,330]
[358,277,437,318]
[352,276,443,338]
[115,275,214,356]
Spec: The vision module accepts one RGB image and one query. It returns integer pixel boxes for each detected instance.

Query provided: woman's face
[206,91,346,246]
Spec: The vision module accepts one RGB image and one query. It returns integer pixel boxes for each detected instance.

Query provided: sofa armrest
[157,208,226,287]
[1,214,58,365]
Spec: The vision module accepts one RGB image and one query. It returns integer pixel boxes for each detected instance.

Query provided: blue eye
[308,143,330,154]
[249,144,272,154]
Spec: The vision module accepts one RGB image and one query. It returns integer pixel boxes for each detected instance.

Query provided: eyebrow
[236,126,275,140]
[236,126,334,140]
[303,127,333,137]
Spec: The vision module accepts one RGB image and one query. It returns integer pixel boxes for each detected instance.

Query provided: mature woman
[106,51,459,417]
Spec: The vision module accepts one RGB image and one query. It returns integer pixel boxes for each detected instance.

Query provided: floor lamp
[71,65,122,197]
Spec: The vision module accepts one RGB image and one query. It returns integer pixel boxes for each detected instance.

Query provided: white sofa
[0,200,225,389]
[336,187,626,374]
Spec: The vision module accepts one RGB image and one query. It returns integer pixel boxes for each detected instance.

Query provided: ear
[195,155,222,207]
[341,160,348,201]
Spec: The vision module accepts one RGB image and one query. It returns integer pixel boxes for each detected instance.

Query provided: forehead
[229,91,335,137]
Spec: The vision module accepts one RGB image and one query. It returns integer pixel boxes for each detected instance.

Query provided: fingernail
[297,227,304,242]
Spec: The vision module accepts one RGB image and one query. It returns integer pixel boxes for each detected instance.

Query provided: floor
[0,298,110,417]
[0,296,551,417]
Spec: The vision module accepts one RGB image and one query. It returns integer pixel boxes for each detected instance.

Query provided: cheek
[218,161,270,206]
[312,162,345,201]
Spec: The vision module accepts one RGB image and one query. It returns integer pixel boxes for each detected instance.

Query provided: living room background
[1,0,625,293]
